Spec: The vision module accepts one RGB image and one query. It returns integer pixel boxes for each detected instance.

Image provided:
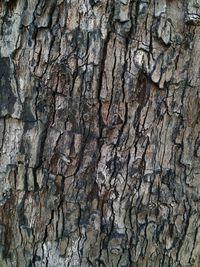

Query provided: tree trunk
[0,0,200,266]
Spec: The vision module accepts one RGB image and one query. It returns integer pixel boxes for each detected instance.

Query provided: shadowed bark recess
[0,0,200,266]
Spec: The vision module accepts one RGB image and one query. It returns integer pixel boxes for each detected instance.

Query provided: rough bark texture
[0,0,200,266]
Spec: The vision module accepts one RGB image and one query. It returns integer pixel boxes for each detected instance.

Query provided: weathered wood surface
[0,0,200,266]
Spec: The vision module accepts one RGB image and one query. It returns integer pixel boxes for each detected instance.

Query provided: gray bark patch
[0,57,16,116]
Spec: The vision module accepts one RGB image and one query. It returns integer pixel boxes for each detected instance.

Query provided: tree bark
[0,0,200,266]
